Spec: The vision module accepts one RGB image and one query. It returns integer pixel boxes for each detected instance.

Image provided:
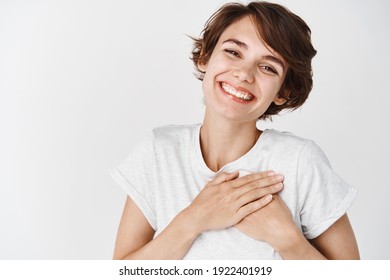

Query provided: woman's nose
[232,64,255,84]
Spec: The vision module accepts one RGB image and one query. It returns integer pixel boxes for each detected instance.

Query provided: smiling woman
[191,2,316,120]
[198,16,288,123]
[110,1,359,260]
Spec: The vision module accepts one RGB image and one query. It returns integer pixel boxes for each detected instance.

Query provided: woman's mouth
[219,82,254,101]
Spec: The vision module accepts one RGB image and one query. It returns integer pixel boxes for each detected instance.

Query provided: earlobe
[197,51,208,72]
[273,96,287,105]
[273,89,290,105]
[198,60,207,72]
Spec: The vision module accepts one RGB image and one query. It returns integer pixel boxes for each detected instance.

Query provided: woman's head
[191,1,317,120]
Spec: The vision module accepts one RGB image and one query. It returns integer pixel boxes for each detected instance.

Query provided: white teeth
[221,83,253,101]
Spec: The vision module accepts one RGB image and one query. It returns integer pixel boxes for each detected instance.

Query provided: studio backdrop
[0,0,389,259]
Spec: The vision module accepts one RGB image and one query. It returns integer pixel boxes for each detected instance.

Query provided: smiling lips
[220,82,254,101]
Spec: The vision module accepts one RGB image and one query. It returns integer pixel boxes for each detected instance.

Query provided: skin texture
[113,16,360,260]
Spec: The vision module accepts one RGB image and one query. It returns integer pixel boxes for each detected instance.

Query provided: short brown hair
[191,1,317,120]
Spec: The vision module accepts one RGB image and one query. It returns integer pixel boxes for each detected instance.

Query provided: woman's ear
[273,96,287,105]
[197,59,207,72]
[273,89,290,105]
[197,50,208,72]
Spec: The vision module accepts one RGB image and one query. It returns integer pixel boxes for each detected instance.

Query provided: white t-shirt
[111,124,357,259]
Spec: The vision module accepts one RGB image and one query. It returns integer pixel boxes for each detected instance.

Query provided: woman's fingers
[208,171,240,185]
[227,171,273,188]
[235,194,274,222]
[235,182,283,207]
[233,173,284,196]
[188,170,284,232]
[208,171,284,204]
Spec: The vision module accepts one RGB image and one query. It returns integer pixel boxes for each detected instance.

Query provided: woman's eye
[224,49,240,57]
[260,65,278,75]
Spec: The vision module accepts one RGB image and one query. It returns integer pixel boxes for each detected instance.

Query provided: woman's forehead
[217,16,285,62]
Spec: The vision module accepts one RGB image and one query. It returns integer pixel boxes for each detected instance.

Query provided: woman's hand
[181,171,284,235]
[235,196,360,260]
[234,194,299,252]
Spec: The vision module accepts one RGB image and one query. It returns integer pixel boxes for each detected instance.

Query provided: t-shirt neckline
[192,123,270,176]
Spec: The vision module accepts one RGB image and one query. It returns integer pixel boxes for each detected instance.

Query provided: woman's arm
[235,195,360,259]
[309,214,360,259]
[276,213,359,259]
[113,171,284,259]
[113,195,200,260]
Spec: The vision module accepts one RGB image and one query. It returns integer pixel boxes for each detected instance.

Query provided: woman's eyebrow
[262,55,285,71]
[222,38,248,49]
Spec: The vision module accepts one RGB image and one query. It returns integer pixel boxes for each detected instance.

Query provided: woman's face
[199,16,287,123]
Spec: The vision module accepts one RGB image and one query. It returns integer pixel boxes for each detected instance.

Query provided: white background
[1,0,389,259]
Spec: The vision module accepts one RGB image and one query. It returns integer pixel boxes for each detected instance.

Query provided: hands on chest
[183,170,296,250]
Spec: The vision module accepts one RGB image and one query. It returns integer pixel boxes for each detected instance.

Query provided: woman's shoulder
[263,128,311,147]
[263,129,329,163]
[151,123,201,145]
[152,123,200,135]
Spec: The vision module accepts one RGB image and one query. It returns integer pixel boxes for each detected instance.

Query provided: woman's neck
[200,112,261,172]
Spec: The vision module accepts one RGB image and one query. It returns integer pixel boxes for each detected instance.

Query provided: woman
[111,1,359,259]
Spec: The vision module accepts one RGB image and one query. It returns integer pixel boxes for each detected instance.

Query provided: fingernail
[276,173,284,180]
[267,171,275,176]
[265,194,273,201]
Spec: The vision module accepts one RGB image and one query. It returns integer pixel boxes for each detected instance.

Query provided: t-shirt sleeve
[297,140,357,239]
[110,133,157,230]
